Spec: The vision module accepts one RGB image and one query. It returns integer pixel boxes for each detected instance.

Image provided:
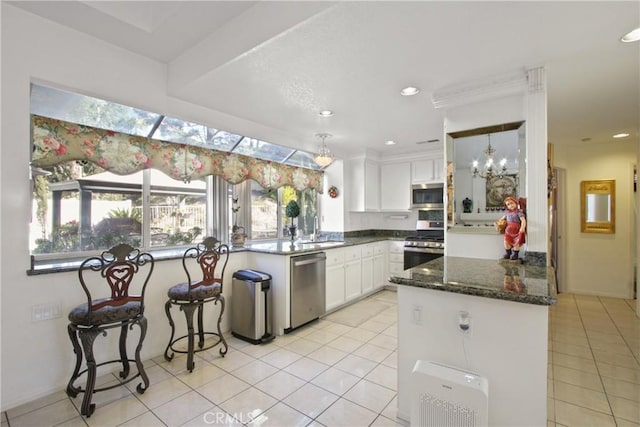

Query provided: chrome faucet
[312,216,319,241]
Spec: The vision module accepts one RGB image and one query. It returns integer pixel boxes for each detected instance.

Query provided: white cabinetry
[325,242,388,312]
[388,240,404,274]
[346,158,380,212]
[373,242,386,289]
[411,157,444,184]
[380,162,411,211]
[344,246,363,301]
[361,243,374,294]
[325,248,346,311]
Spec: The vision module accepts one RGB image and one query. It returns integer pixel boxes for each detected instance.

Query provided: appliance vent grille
[417,392,478,426]
[411,360,488,427]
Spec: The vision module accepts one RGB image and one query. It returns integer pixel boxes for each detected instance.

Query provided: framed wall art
[486,174,517,208]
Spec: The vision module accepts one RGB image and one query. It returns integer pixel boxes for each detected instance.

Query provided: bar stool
[66,244,154,417]
[164,236,229,372]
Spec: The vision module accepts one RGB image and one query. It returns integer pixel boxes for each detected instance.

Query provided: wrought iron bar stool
[66,244,154,417]
[164,236,229,372]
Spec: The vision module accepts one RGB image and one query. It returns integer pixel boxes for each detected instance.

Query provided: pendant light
[313,133,334,168]
[472,133,507,179]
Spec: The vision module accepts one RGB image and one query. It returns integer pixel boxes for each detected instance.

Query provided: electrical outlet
[32,303,62,322]
[412,304,423,325]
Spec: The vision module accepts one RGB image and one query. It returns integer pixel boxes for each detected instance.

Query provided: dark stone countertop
[238,236,397,255]
[389,256,557,306]
[28,235,403,274]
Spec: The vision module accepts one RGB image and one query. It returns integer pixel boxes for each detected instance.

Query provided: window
[280,185,319,237]
[30,162,209,256]
[29,83,324,266]
[249,181,278,239]
[231,181,318,241]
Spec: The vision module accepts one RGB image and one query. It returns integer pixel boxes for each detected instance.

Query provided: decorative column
[525,67,548,257]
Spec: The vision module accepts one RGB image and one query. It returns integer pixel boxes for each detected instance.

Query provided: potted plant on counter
[285,200,300,242]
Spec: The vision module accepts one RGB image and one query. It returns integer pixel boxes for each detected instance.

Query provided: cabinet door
[361,255,374,293]
[412,158,445,183]
[365,160,380,211]
[380,162,411,210]
[326,264,345,311]
[412,159,436,183]
[344,259,362,301]
[388,241,405,274]
[433,158,444,181]
[346,158,380,212]
[373,253,385,289]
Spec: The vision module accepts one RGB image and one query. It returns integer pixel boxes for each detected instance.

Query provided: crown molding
[431,71,527,110]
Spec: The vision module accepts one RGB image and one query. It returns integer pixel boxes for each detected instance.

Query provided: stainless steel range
[404,221,444,270]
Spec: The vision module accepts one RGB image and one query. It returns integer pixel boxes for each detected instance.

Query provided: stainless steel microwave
[411,183,444,209]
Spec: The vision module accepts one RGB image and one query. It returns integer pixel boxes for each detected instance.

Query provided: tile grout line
[571,295,618,421]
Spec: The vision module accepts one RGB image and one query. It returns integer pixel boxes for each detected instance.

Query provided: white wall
[441,69,549,259]
[320,160,345,233]
[0,5,258,410]
[397,286,548,426]
[555,141,637,298]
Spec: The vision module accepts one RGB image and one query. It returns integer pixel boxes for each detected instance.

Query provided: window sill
[27,245,247,276]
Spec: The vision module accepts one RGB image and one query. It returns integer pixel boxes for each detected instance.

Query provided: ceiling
[10,1,640,160]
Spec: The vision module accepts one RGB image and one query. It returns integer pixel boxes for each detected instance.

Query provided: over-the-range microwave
[411,183,444,209]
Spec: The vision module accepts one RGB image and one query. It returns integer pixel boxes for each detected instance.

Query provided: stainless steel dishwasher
[289,252,326,330]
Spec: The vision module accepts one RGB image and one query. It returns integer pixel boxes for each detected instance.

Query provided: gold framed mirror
[580,180,615,233]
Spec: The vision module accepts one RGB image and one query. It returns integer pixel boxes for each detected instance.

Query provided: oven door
[403,247,444,270]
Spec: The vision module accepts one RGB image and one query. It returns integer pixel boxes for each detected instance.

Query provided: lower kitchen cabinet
[344,246,362,301]
[325,248,346,311]
[373,242,386,289]
[361,243,375,293]
[389,240,404,274]
[325,241,391,312]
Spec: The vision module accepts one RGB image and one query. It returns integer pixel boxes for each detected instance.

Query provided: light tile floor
[548,293,640,427]
[3,290,640,426]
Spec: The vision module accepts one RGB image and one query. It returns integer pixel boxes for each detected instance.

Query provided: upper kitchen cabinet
[346,158,380,212]
[411,157,445,184]
[380,162,411,211]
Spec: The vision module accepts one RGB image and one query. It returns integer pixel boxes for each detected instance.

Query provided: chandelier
[313,133,334,168]
[472,133,507,180]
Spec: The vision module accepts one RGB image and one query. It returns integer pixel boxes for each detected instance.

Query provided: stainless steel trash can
[231,269,274,344]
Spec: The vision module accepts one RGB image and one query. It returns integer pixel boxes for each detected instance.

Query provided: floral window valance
[31,115,324,193]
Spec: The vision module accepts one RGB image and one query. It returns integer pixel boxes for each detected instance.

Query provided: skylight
[30,84,325,170]
[30,85,161,138]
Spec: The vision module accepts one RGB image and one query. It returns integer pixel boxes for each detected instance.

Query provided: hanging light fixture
[472,133,507,180]
[314,133,334,168]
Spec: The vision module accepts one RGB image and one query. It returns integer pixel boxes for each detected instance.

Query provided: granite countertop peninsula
[389,256,557,306]
[240,236,393,255]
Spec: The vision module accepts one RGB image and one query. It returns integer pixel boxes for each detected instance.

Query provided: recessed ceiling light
[621,27,640,43]
[318,110,334,117]
[613,133,630,138]
[400,86,419,96]
[385,140,396,145]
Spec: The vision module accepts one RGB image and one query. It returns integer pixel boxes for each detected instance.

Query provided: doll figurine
[496,196,526,260]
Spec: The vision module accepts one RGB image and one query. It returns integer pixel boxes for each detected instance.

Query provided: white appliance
[411,360,489,427]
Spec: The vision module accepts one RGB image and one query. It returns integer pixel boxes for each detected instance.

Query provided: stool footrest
[66,358,147,396]
[164,295,228,372]
[165,332,227,357]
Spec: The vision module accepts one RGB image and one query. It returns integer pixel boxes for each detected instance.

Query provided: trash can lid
[233,269,272,282]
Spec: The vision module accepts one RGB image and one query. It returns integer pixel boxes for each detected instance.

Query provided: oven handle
[403,247,444,254]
